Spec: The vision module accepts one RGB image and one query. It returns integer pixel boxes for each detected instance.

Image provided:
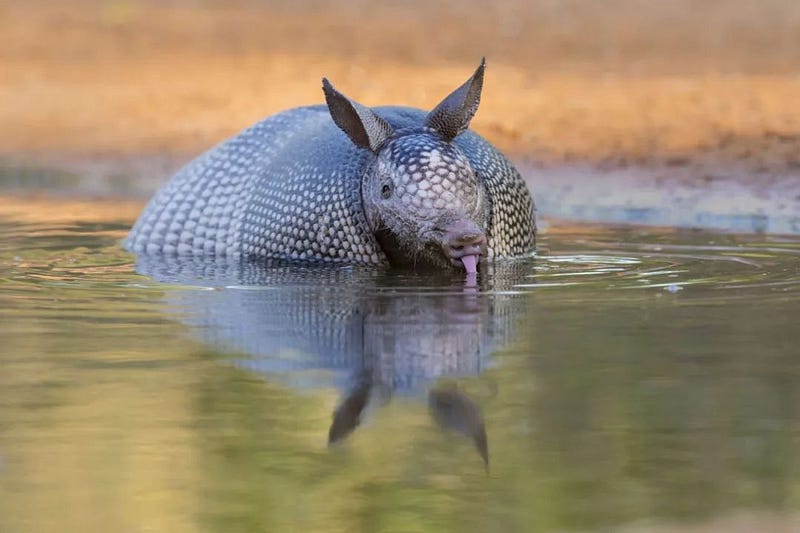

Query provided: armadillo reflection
[136,257,530,464]
[126,59,536,273]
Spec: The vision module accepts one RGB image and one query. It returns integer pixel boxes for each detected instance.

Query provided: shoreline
[2,153,798,236]
[526,163,800,236]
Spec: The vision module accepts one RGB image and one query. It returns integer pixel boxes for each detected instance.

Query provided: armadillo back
[125,106,384,264]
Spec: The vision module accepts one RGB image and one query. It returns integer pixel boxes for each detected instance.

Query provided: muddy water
[0,196,799,532]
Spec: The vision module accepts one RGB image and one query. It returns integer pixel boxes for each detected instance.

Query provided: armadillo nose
[444,230,487,273]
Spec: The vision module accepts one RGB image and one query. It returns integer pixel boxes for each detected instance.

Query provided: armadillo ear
[322,78,394,153]
[425,58,486,142]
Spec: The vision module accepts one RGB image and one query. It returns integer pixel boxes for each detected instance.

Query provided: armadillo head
[323,59,488,272]
[362,133,488,271]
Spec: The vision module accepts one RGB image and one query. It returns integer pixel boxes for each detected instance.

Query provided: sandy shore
[1,1,799,231]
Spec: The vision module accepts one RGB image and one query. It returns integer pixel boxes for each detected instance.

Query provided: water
[1,195,799,532]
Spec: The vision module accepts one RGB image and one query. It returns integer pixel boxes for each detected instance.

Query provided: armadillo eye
[381,183,393,199]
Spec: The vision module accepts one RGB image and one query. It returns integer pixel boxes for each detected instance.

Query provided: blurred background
[2,0,800,191]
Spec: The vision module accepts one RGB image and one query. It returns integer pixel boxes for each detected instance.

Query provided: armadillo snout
[442,222,487,270]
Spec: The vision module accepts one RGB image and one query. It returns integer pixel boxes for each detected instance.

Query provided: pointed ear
[322,78,393,152]
[425,58,486,141]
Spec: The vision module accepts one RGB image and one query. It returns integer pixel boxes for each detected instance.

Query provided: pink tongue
[460,254,478,274]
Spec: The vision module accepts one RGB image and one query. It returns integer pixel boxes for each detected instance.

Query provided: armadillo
[125,59,536,272]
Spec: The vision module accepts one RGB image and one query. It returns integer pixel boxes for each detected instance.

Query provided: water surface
[1,196,799,532]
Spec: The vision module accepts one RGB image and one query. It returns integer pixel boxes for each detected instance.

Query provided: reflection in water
[329,375,371,445]
[135,256,530,465]
[429,384,489,469]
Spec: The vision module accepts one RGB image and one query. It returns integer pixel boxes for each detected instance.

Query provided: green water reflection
[0,208,799,532]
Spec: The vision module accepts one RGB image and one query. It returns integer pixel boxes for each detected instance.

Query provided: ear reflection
[328,374,372,446]
[429,384,489,469]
